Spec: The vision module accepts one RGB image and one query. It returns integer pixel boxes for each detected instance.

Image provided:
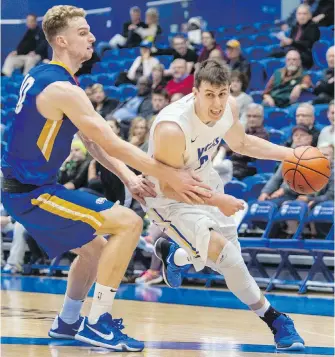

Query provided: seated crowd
[1,3,334,284]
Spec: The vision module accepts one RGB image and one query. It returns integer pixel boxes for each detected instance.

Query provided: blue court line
[2,275,334,316]
[1,337,333,355]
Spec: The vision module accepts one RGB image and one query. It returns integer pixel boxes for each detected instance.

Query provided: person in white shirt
[144,59,305,351]
[317,100,334,147]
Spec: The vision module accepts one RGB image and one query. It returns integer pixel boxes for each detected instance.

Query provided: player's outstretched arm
[224,97,293,162]
[37,82,211,199]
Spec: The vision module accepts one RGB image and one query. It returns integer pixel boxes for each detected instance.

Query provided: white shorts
[147,203,239,271]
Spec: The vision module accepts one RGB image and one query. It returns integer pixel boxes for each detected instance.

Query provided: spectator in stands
[151,34,198,75]
[126,8,162,47]
[165,59,194,97]
[113,76,153,137]
[115,41,160,86]
[227,104,269,180]
[313,46,334,104]
[147,89,169,119]
[170,93,185,103]
[128,117,149,152]
[108,6,146,49]
[197,31,225,63]
[209,48,226,61]
[263,50,312,108]
[151,63,167,91]
[186,17,202,47]
[230,71,253,127]
[312,0,334,27]
[91,84,119,118]
[277,0,318,31]
[58,140,91,190]
[270,4,320,69]
[85,85,94,103]
[2,14,48,77]
[259,124,313,205]
[225,39,251,87]
[318,100,334,147]
[285,103,320,147]
[297,144,334,209]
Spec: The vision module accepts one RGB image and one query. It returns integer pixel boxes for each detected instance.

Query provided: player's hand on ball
[217,194,245,217]
[127,175,156,205]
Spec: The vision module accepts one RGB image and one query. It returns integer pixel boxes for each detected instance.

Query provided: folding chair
[299,202,334,293]
[266,201,309,292]
[239,201,277,280]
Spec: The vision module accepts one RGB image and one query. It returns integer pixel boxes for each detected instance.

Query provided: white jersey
[145,93,234,209]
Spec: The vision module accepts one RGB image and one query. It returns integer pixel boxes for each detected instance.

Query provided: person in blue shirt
[1,5,210,352]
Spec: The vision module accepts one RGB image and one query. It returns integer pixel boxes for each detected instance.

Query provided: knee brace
[215,241,261,306]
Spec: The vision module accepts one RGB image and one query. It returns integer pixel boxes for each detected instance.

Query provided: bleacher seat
[299,202,334,293]
[313,40,330,69]
[3,94,18,110]
[91,62,109,74]
[5,82,20,95]
[255,159,278,173]
[308,70,323,84]
[314,104,329,125]
[224,180,247,200]
[244,180,267,201]
[104,86,121,99]
[268,128,285,145]
[264,107,290,129]
[96,73,117,86]
[268,201,308,241]
[249,91,263,103]
[319,26,334,43]
[119,84,137,100]
[249,61,266,91]
[244,46,268,60]
[252,34,274,46]
[78,75,96,88]
[261,58,285,78]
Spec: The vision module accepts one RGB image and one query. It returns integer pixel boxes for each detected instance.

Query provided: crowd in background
[1,1,334,284]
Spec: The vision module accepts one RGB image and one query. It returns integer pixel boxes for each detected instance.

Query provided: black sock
[260,306,282,332]
[159,239,172,263]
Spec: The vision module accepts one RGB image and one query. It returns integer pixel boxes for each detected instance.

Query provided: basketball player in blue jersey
[1,5,212,352]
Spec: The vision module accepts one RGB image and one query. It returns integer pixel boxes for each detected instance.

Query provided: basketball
[282,146,331,194]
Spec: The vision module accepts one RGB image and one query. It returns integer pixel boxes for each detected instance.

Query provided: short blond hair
[42,5,86,43]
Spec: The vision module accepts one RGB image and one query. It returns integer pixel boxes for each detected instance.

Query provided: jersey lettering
[15,74,35,114]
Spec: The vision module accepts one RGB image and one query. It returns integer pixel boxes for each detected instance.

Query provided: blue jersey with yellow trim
[2,64,79,186]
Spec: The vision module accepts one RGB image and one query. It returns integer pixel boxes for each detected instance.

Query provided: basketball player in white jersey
[144,59,305,351]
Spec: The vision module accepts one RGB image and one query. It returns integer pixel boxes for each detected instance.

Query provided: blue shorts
[2,184,114,258]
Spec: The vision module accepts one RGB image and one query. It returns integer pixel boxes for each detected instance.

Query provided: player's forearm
[236,134,293,161]
[82,137,137,186]
[106,135,171,184]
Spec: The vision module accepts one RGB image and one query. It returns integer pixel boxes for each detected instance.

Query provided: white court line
[147,0,192,6]
[299,328,334,338]
[0,7,112,25]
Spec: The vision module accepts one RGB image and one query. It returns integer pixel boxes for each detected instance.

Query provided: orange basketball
[282,146,331,194]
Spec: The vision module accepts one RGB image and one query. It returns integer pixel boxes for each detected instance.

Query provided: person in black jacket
[313,46,334,104]
[2,14,48,76]
[225,39,251,87]
[91,84,119,119]
[270,4,320,69]
[312,0,334,27]
[109,6,146,48]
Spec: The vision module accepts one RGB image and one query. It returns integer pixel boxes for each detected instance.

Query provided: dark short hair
[202,31,215,39]
[231,70,248,91]
[27,13,37,19]
[173,34,187,42]
[194,59,231,89]
[152,88,169,100]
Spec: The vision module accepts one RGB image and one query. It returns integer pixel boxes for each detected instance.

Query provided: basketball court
[1,275,334,356]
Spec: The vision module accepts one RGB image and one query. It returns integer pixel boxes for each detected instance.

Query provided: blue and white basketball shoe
[272,314,305,350]
[75,313,144,351]
[49,315,84,339]
[154,238,190,288]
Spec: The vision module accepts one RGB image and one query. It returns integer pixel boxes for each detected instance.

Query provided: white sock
[88,282,117,324]
[173,248,191,266]
[253,299,271,317]
[59,295,84,324]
